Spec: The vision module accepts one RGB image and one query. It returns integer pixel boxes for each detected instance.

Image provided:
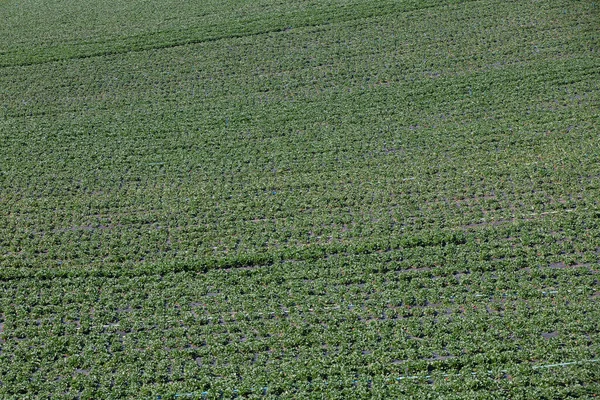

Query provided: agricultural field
[1,0,599,397]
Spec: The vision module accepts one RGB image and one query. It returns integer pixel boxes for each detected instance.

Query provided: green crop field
[1,0,599,398]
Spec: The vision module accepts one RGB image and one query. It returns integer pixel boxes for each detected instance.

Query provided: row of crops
[1,0,599,397]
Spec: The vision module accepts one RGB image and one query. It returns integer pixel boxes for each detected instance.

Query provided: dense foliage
[0,0,599,397]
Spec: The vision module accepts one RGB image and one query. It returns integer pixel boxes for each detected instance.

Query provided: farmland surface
[1,0,599,398]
